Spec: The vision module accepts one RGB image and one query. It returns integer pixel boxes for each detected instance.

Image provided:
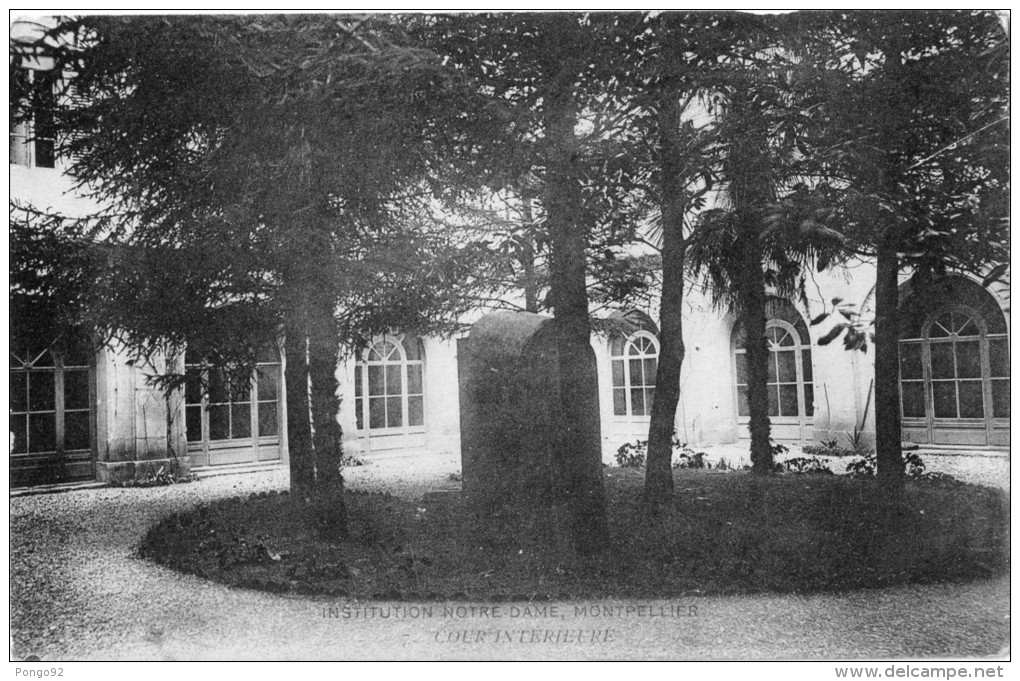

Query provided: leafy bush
[845,451,944,481]
[782,456,834,475]
[340,454,366,468]
[615,440,647,468]
[672,446,708,469]
[110,465,198,488]
[845,453,875,478]
[803,443,857,458]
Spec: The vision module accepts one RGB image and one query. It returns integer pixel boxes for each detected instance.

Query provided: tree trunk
[731,216,773,474]
[283,298,315,496]
[873,235,904,489]
[540,15,610,555]
[739,239,773,475]
[644,98,686,508]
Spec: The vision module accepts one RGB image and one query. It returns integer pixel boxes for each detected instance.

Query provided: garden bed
[138,469,1009,599]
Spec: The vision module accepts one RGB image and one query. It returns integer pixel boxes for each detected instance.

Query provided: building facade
[9,60,1010,487]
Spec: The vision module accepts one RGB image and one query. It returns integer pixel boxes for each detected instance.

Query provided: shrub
[110,465,198,488]
[340,454,366,468]
[782,456,834,475]
[615,440,647,468]
[672,446,708,469]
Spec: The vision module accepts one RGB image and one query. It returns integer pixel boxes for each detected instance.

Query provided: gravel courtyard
[9,448,1009,661]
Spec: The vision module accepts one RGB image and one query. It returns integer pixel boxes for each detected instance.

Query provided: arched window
[355,334,425,432]
[184,346,282,465]
[610,331,659,417]
[899,277,1009,445]
[732,298,814,423]
[9,332,94,483]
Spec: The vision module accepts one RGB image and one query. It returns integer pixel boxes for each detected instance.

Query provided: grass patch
[138,469,1008,599]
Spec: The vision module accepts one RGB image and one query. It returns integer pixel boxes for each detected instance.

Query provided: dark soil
[137,469,1009,600]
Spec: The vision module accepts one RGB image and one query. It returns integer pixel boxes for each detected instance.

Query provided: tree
[600,11,768,504]
[772,10,1009,488]
[685,18,840,475]
[13,15,494,534]
[418,13,656,552]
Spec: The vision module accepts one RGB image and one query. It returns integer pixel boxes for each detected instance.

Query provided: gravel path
[9,452,1009,661]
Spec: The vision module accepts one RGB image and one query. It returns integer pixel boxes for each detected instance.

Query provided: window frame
[9,337,95,481]
[354,334,426,436]
[9,65,56,169]
[732,316,815,424]
[184,351,283,463]
[610,330,659,419]
[899,303,1009,425]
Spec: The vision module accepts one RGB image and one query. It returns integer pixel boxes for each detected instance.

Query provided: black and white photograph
[8,10,1010,668]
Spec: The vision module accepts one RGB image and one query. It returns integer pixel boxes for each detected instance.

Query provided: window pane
[62,337,90,366]
[231,403,251,439]
[64,369,90,410]
[802,350,813,383]
[64,410,90,450]
[258,402,278,437]
[955,341,981,379]
[779,384,799,417]
[929,315,952,338]
[355,366,363,397]
[611,360,624,388]
[33,348,54,368]
[953,314,977,336]
[355,398,364,430]
[609,336,625,357]
[988,338,1009,378]
[957,381,984,419]
[629,359,643,387]
[29,413,56,452]
[613,388,626,416]
[767,354,777,383]
[628,342,641,356]
[929,343,955,380]
[386,396,403,428]
[257,366,279,401]
[776,328,795,347]
[734,354,747,384]
[901,381,926,418]
[898,343,922,380]
[10,415,27,454]
[407,364,423,395]
[404,338,422,361]
[385,365,402,395]
[644,389,654,415]
[209,405,230,440]
[408,396,424,427]
[230,377,250,402]
[732,325,746,349]
[186,405,203,442]
[185,367,203,404]
[992,379,1010,418]
[803,382,814,417]
[630,388,645,416]
[368,366,384,397]
[931,382,957,419]
[208,369,228,403]
[29,371,55,411]
[767,385,779,417]
[737,386,749,417]
[777,351,797,382]
[10,371,27,412]
[642,358,657,387]
[369,397,385,429]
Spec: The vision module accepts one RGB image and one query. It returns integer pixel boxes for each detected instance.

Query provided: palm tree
[688,58,841,473]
